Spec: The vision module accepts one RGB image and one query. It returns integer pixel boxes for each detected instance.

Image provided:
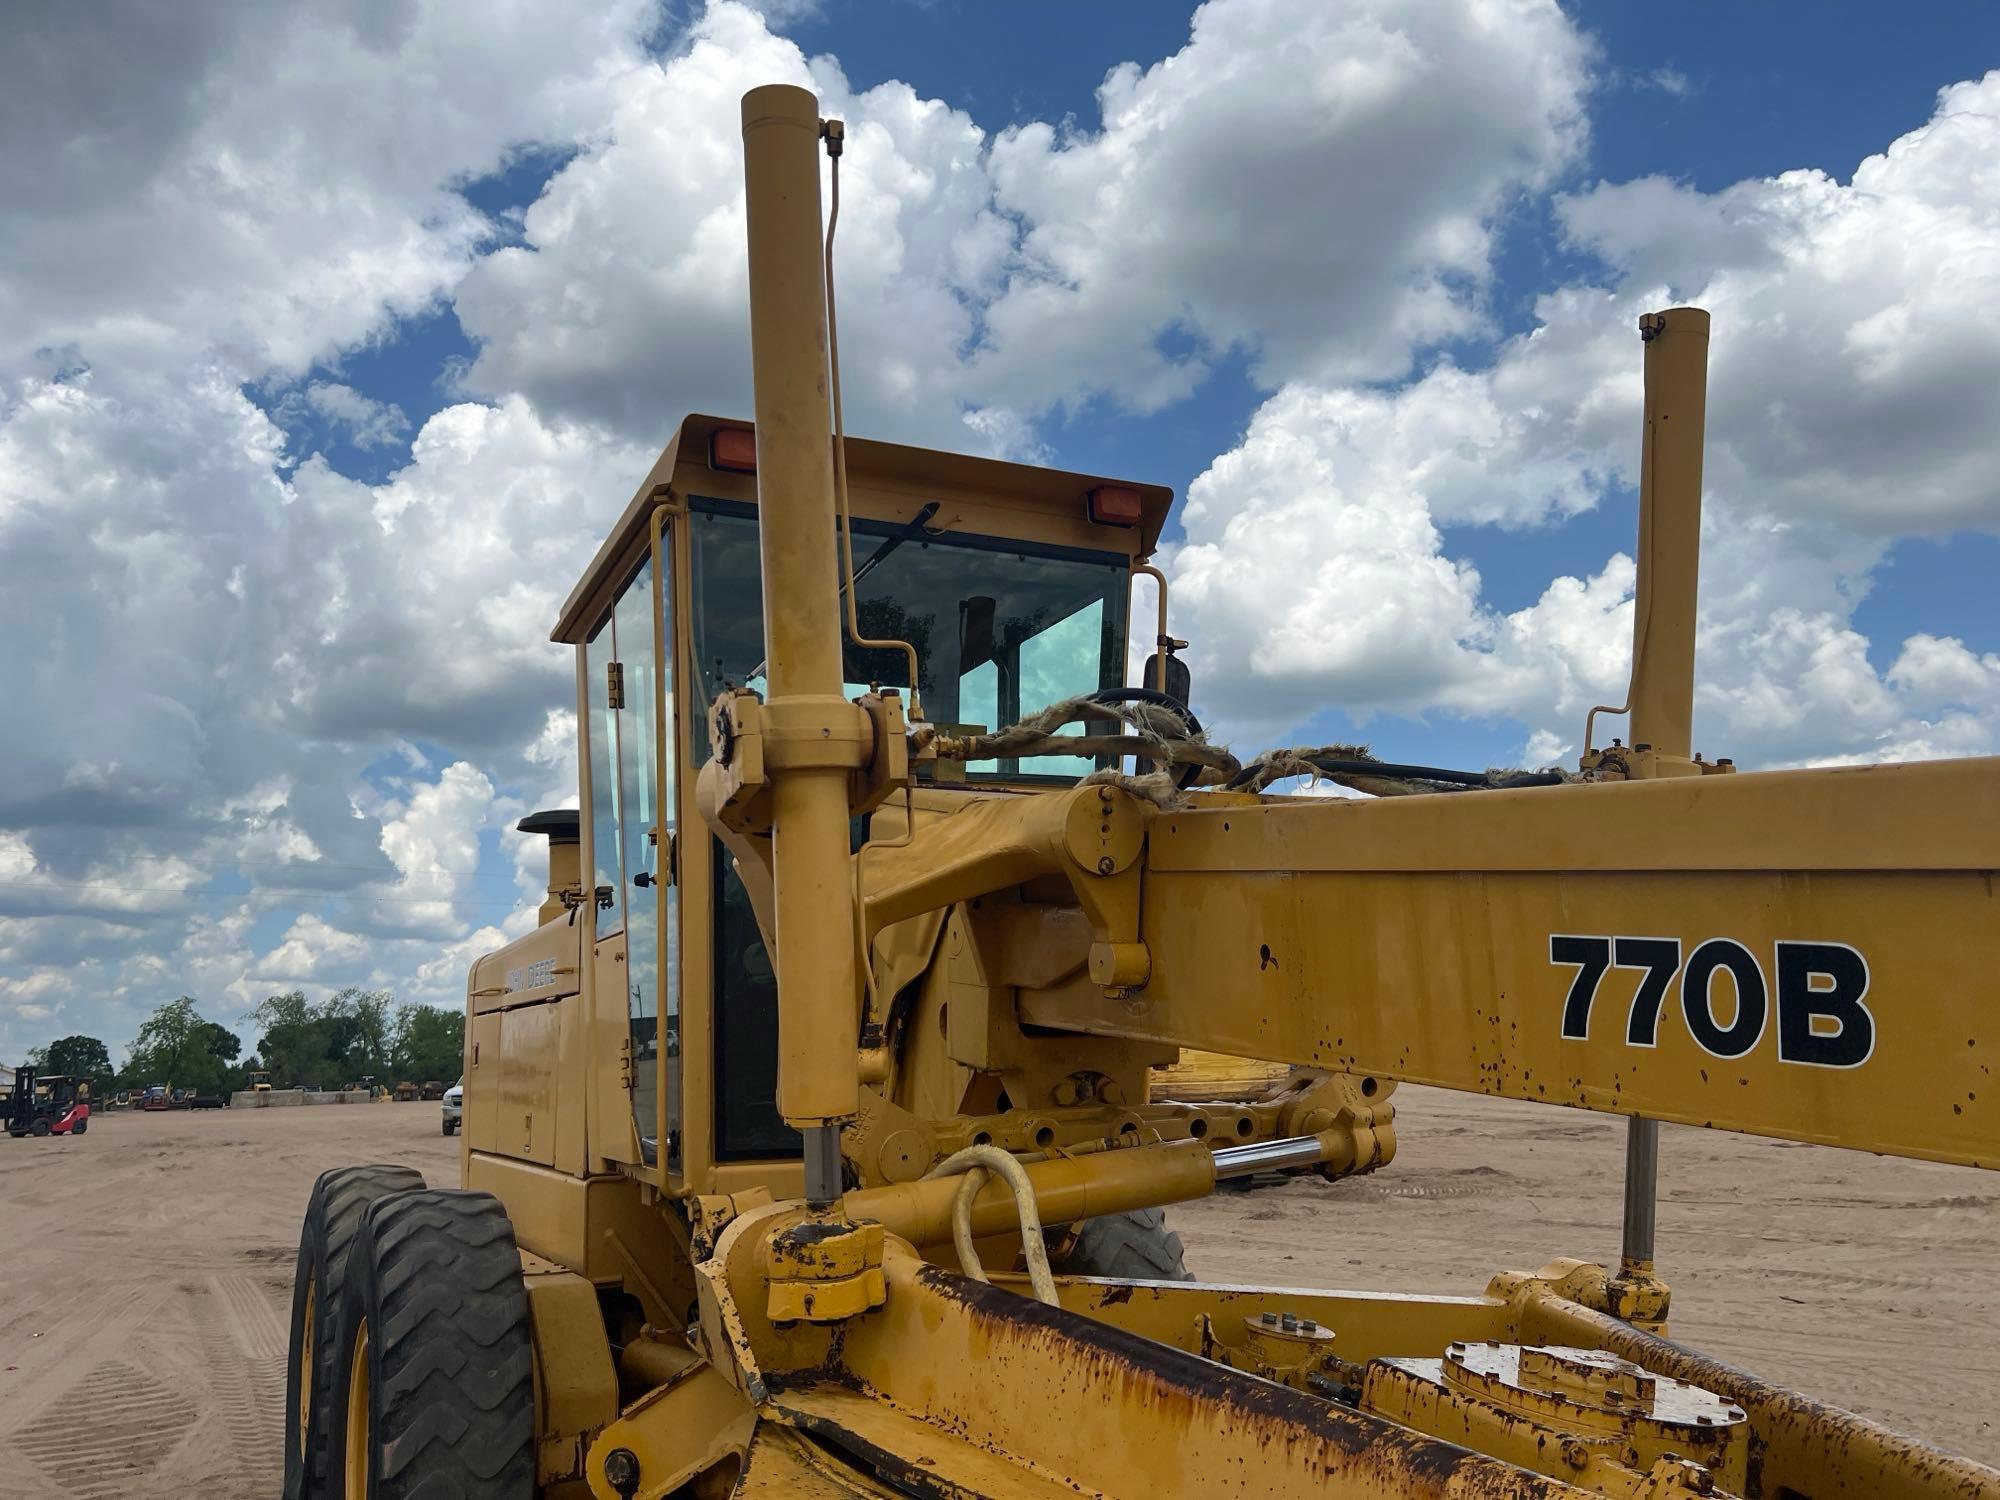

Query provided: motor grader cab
[282,84,2000,1500]
[443,405,1326,1188]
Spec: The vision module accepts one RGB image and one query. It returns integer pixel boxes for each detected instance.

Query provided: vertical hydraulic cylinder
[740,83,859,1203]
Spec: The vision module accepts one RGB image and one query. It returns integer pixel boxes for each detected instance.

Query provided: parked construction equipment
[6,1068,89,1138]
[283,83,1999,1500]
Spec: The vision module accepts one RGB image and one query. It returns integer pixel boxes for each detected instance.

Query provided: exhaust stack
[517,809,581,926]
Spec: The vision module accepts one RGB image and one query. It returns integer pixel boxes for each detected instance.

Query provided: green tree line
[21,989,463,1097]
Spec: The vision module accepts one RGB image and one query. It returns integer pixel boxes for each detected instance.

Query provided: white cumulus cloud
[1165,72,2000,765]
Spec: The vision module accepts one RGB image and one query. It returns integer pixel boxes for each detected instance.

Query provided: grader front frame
[282,82,2000,1500]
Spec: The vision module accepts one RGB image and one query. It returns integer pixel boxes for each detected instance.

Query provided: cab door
[584,536,680,1170]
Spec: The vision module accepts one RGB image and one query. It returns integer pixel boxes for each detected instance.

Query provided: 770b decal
[1550,936,1874,1068]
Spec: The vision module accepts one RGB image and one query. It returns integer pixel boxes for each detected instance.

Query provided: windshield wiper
[742,501,940,687]
[849,501,940,590]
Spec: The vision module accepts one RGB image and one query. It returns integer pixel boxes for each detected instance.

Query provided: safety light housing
[1087,485,1143,527]
[710,427,758,473]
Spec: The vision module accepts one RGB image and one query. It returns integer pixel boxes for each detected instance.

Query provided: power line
[0,876,531,911]
[2,841,538,889]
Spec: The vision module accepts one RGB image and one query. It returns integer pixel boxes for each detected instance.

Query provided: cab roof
[553,413,1174,644]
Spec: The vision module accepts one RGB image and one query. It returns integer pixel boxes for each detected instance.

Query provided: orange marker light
[710,427,758,473]
[1087,485,1143,527]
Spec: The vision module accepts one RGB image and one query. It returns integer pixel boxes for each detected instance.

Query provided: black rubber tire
[1050,1208,1193,1281]
[440,1118,457,1137]
[283,1163,425,1500]
[30,1118,49,1137]
[329,1189,535,1499]
[71,1118,87,1135]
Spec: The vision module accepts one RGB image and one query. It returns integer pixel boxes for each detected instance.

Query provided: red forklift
[5,1067,90,1138]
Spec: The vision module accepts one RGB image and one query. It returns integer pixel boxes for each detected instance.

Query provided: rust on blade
[912,1264,1570,1497]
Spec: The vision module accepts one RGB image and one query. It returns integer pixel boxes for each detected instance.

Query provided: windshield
[686,499,1129,781]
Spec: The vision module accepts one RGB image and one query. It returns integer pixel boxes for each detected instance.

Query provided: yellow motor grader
[282,84,1999,1500]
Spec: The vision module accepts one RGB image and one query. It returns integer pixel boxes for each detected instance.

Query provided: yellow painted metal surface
[1149,1051,1290,1102]
[1624,308,1708,773]
[737,83,864,1142]
[825,1247,1577,1497]
[763,1217,886,1322]
[585,1361,758,1500]
[730,1424,893,1497]
[694,1216,2000,1498]
[842,1137,1215,1252]
[1021,818,1998,1164]
[463,1154,692,1328]
[522,1254,621,1497]
[1144,755,2000,872]
[771,1388,1085,1497]
[467,1009,502,1154]
[1039,1276,1516,1362]
[550,413,1172,650]
[502,999,561,1167]
[471,911,582,1016]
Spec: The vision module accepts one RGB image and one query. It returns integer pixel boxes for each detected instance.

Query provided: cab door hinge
[645,826,679,886]
[618,1034,635,1090]
[606,660,626,710]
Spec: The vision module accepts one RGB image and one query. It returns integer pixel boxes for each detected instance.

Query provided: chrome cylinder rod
[1211,1133,1329,1179]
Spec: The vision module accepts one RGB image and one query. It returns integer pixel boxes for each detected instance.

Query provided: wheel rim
[296,1276,316,1462]
[344,1318,370,1500]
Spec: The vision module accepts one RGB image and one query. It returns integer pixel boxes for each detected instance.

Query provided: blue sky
[4,0,1998,1056]
[263,0,2000,772]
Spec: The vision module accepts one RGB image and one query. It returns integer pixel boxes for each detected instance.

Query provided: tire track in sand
[9,1361,197,1500]
[200,1274,286,1491]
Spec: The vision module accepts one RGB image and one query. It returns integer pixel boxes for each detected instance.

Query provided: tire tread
[358,1189,535,1499]
[285,1163,425,1500]
[1052,1207,1194,1281]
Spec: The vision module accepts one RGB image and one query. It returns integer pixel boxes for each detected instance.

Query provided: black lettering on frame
[1614,937,1681,1047]
[1552,935,1611,1040]
[1682,938,1767,1058]
[1776,941,1874,1068]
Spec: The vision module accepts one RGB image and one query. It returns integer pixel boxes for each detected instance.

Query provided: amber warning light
[710,427,758,473]
[1088,485,1143,527]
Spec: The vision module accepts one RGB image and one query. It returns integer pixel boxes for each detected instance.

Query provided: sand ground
[0,1087,1992,1497]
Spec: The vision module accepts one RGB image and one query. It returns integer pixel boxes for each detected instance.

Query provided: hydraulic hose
[1226,756,1565,793]
[1085,685,1206,789]
[922,1144,1060,1306]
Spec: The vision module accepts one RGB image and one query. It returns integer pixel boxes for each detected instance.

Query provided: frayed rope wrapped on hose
[1227,746,1576,797]
[918,696,1572,802]
[920,693,1241,784]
